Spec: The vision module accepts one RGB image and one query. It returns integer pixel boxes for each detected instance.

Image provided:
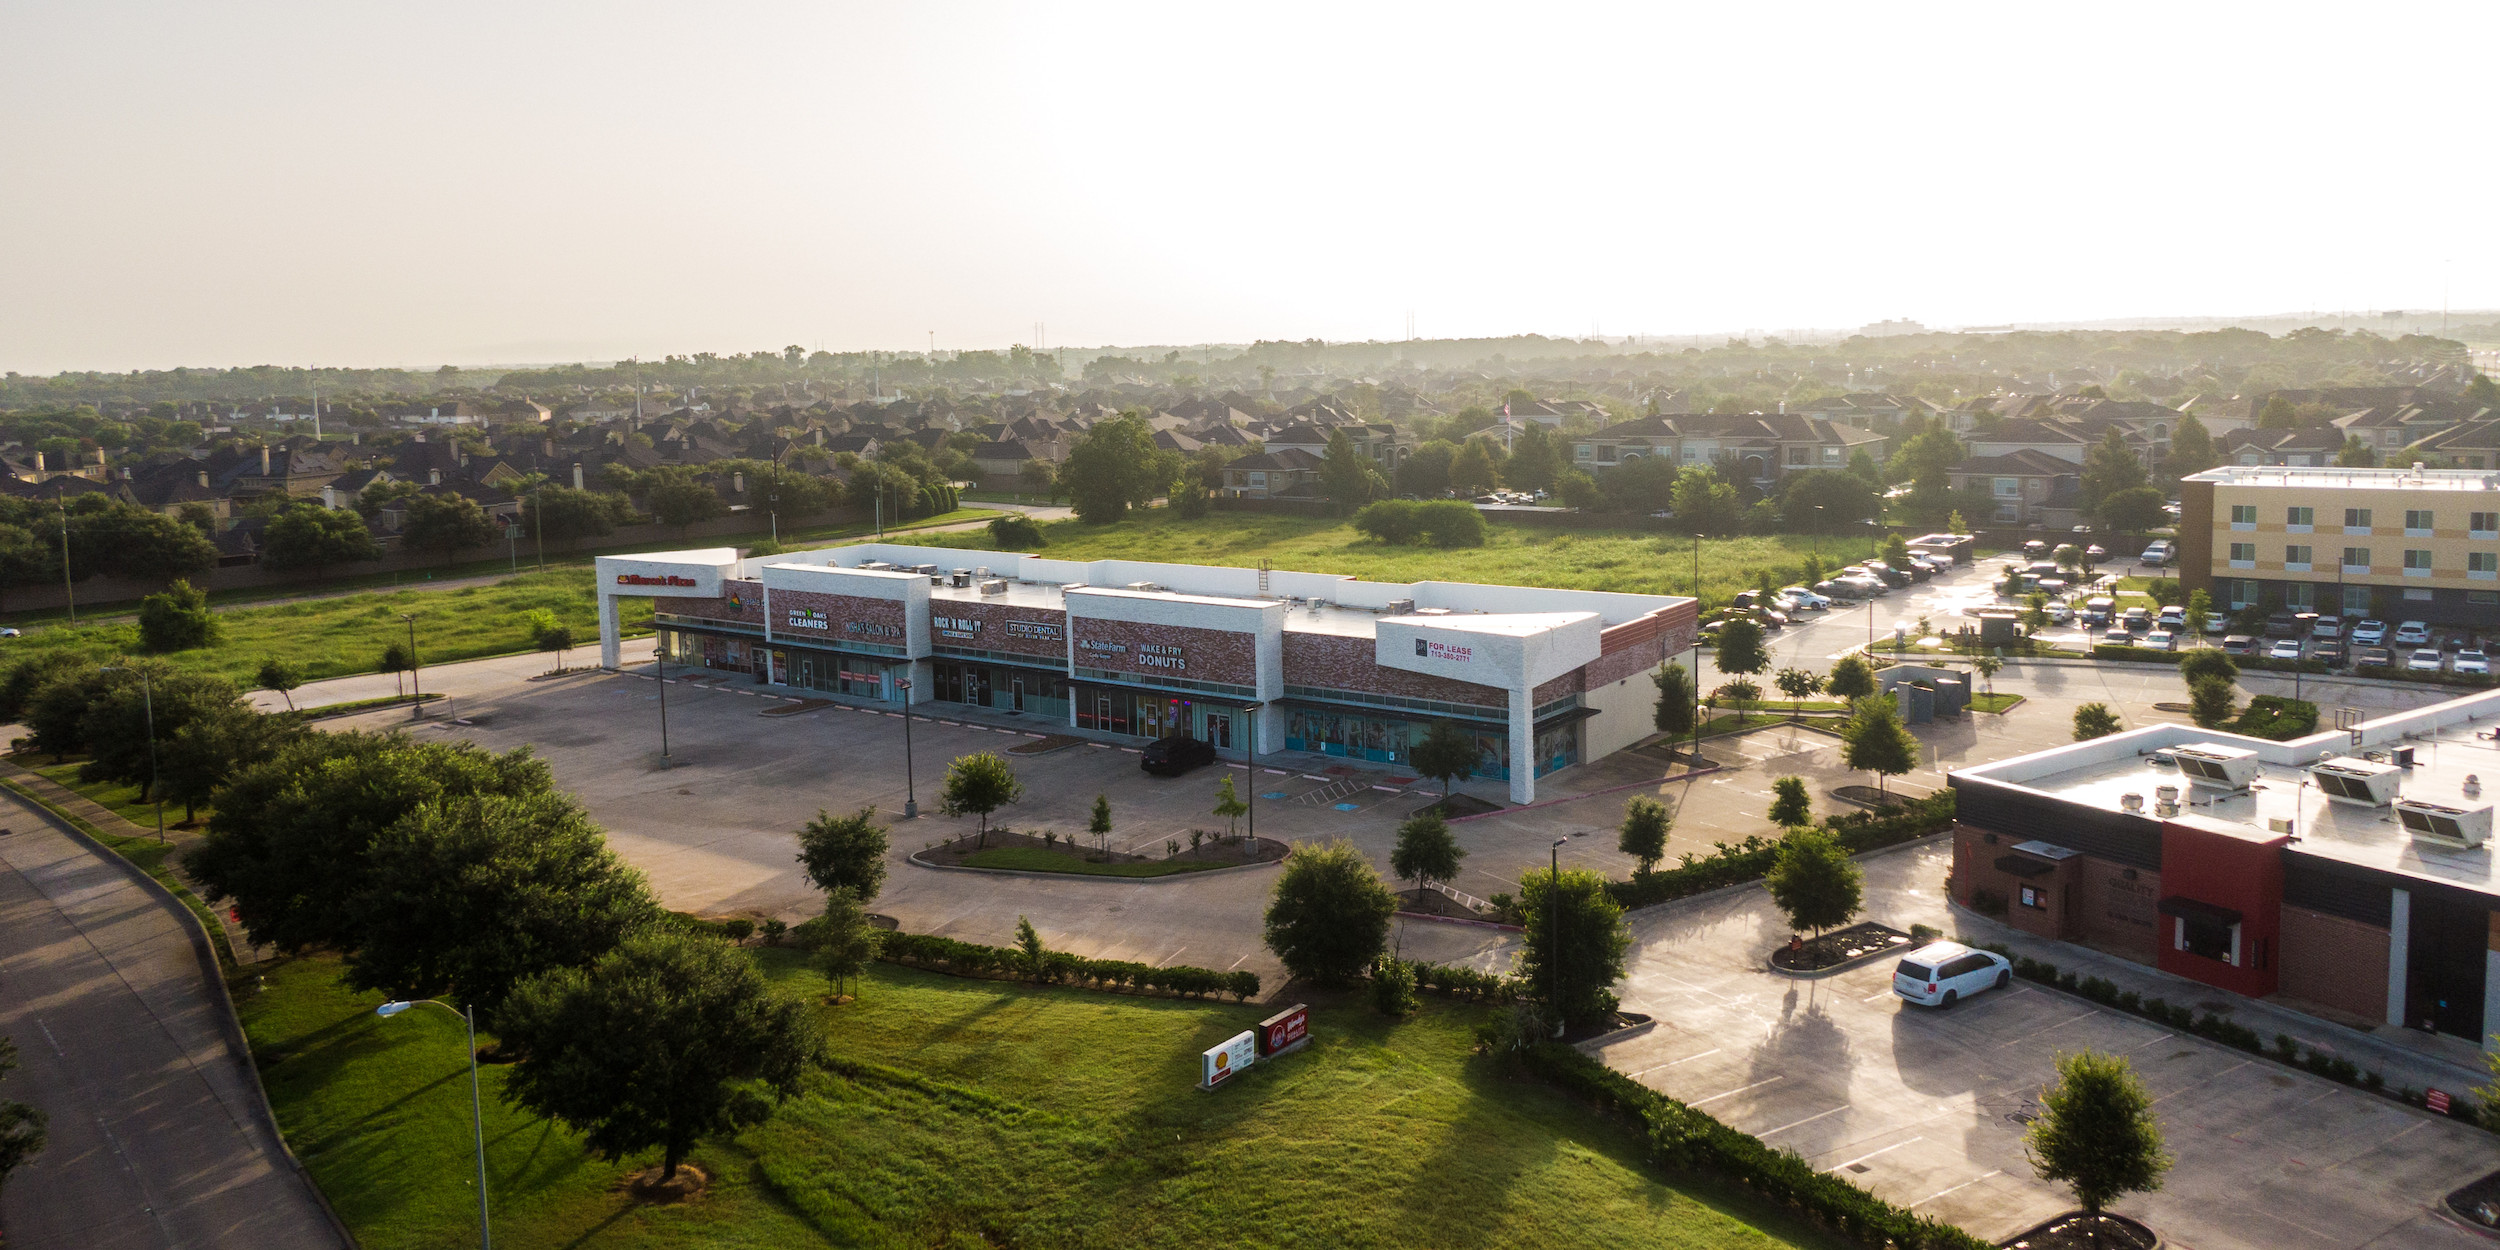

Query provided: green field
[243,952,1840,1250]
[903,513,1879,605]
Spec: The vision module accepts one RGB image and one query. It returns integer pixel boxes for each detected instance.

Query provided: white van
[1893,941,2012,1008]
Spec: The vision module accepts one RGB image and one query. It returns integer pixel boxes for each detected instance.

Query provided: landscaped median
[1603,791,1957,911]
[910,828,1287,878]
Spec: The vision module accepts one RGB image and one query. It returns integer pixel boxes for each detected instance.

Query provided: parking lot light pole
[402,613,422,718]
[655,637,671,762]
[1240,700,1264,846]
[1550,837,1569,1038]
[898,677,917,818]
[376,1000,490,1250]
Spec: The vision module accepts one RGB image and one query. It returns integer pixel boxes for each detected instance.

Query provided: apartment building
[2177,465,2500,624]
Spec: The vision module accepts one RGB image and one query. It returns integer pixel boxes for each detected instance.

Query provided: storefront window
[2177,916,2236,965]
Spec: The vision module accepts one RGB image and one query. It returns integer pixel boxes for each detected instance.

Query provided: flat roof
[2182,465,2500,492]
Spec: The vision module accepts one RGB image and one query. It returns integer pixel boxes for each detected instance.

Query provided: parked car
[2044,601,2074,624]
[2080,596,2117,627]
[2141,629,2178,651]
[2311,615,2343,639]
[2156,605,2186,627]
[2458,650,2493,676]
[2141,540,2174,566]
[1893,941,2012,1008]
[2445,635,2471,653]
[2102,627,2133,646]
[2268,637,2305,660]
[2350,619,2388,645]
[1863,561,1913,589]
[1780,586,1831,611]
[2409,649,2446,673]
[0,627,18,639]
[2311,641,2344,666]
[2121,606,2151,633]
[1837,573,1888,597]
[2395,620,2433,646]
[1140,734,1218,776]
[2205,614,2229,635]
[2355,646,2395,668]
[1812,579,1860,602]
[2221,634,2259,656]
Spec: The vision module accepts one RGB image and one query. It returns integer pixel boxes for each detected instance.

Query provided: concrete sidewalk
[0,788,347,1249]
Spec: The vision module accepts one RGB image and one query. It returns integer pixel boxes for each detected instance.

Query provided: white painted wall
[1582,660,1659,762]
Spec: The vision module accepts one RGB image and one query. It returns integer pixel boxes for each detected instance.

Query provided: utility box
[1976,610,2020,649]
[1932,676,1968,717]
[1899,682,1935,725]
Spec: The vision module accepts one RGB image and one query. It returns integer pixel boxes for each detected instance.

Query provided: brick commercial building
[596,544,1698,803]
[2176,464,2500,626]
[1948,686,2500,1052]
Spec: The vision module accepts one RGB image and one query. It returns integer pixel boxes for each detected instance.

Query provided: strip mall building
[594,544,1697,803]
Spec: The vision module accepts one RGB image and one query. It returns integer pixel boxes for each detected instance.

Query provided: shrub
[1351,499,1487,548]
[875,929,1258,1002]
[986,514,1046,549]
[1371,956,1418,1016]
[1970,886,2009,917]
[721,918,756,944]
[759,918,788,946]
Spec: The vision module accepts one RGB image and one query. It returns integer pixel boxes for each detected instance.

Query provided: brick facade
[670,578,766,626]
[1069,619,1256,686]
[772,589,906,647]
[928,598,1067,658]
[1282,632,1507,707]
[2277,905,2390,1021]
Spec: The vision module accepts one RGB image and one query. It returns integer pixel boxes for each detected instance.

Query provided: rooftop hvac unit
[2395,798,2494,850]
[1385,598,1417,615]
[950,569,971,588]
[1125,581,1162,592]
[910,564,939,576]
[2311,757,2402,806]
[978,579,1007,595]
[2172,743,2260,791]
[859,561,893,571]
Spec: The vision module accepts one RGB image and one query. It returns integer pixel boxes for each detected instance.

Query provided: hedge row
[1993,945,2487,1127]
[1518,1043,1991,1249]
[878,931,1261,1001]
[1406,960,1520,1003]
[1604,791,1958,911]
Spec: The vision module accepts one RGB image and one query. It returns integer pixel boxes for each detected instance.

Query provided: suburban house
[1263,421,1409,472]
[1219,448,1324,499]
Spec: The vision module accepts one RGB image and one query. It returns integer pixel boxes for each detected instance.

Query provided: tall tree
[640,467,728,532]
[1060,414,1176,524]
[1504,423,1562,493]
[1715,617,1770,680]
[1390,810,1465,901]
[1651,661,1696,741]
[1319,427,1389,515]
[1670,465,1742,535]
[1616,796,1670,875]
[795,806,889,901]
[2025,1051,2171,1218]
[1449,438,1504,495]
[1410,719,1477,798]
[2081,430,2150,516]
[1768,775,1812,827]
[1764,827,1862,938]
[1840,694,1918,792]
[401,493,498,564]
[498,930,822,1183]
[260,503,383,574]
[1516,867,1630,1030]
[937,751,1023,847]
[2162,413,2218,479]
[1263,839,1397,987]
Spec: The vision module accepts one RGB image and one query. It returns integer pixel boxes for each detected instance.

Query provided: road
[0,790,346,1249]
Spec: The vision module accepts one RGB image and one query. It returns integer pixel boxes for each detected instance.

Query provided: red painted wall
[2156,815,2286,998]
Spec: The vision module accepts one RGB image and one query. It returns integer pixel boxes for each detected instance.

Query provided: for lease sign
[1202,1030,1256,1088]
[1414,637,1474,663]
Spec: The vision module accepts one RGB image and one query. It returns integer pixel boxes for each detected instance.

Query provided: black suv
[1140,734,1218,776]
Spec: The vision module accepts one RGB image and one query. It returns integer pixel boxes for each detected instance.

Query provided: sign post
[1200,1030,1257,1090]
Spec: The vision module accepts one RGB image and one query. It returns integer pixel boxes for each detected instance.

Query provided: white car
[2396,621,2433,646]
[2141,630,2177,651]
[2409,649,2447,672]
[1893,941,2012,1008]
[2457,650,2492,676]
[2350,619,2388,645]
[2268,638,2305,660]
[0,628,18,639]
[1780,586,1832,611]
[2311,615,2343,639]
[2141,540,2174,566]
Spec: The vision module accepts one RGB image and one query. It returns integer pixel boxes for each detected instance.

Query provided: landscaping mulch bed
[1560,1010,1653,1045]
[1412,792,1504,819]
[1769,921,1915,973]
[921,828,1285,871]
[1393,887,1487,920]
[2000,1210,2157,1249]
[2151,701,2193,713]
[1007,734,1086,755]
[1829,785,1918,810]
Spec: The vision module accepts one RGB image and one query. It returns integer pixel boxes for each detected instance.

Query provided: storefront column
[2484,912,2500,1056]
[1507,689,1535,805]
[598,591,623,668]
[2387,887,2411,1028]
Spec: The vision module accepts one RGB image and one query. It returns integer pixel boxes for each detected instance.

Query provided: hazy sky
[5,2,2495,374]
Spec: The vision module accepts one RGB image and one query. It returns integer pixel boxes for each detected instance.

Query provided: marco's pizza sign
[615,573,697,588]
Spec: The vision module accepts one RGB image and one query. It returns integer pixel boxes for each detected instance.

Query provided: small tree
[1014,916,1048,983]
[2183,588,2213,639]
[1765,827,1862,938]
[1841,694,1919,793]
[380,640,412,697]
[815,887,881,999]
[1263,839,1397,987]
[1088,793,1113,858]
[497,930,822,1183]
[1516,867,1630,1030]
[1715,617,1770,680]
[1651,661,1696,744]
[523,607,574,671]
[1212,773,1249,842]
[1768,775,1812,827]
[2178,647,2237,689]
[1411,719,1477,799]
[2072,703,2123,741]
[1772,667,1823,721]
[2025,1051,2171,1218]
[137,578,218,652]
[255,657,303,710]
[0,1036,46,1195]
[2187,676,2236,729]
[1616,796,1670,875]
[1970,654,2003,698]
[795,806,888,902]
[1825,653,1878,703]
[938,751,1024,847]
[1947,508,1969,535]
[1391,810,1466,901]
[1715,679,1761,724]
[1371,955,1418,1017]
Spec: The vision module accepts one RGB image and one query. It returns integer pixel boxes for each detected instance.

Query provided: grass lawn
[954,845,1232,877]
[898,512,1880,605]
[1967,692,2025,713]
[244,952,1844,1250]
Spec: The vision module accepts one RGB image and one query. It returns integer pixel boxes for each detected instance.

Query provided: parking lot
[1598,840,2493,1250]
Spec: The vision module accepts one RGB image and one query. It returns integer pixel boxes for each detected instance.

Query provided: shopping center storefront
[598,544,1695,803]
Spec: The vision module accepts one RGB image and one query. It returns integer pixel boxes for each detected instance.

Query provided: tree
[1841,694,1918,793]
[525,608,574,671]
[2081,430,2150,517]
[2178,647,2237,688]
[1825,654,1878,703]
[1213,773,1250,842]
[79,668,249,798]
[937,751,1023,847]
[2072,702,2123,741]
[2255,394,2301,429]
[1772,667,1823,720]
[1395,440,1457,498]
[1764,827,1862,938]
[1017,457,1061,503]
[1371,954,1418,1017]
[1449,438,1504,495]
[814,887,882,999]
[1060,415,1176,524]
[260,503,383,574]
[1715,678,1761,721]
[256,657,302,710]
[2163,413,2218,479]
[1671,465,1743,535]
[1780,471,1879,532]
[1768,775,1812,827]
[346,792,662,1023]
[1390,810,1465,900]
[1553,467,1601,510]
[986,514,1046,549]
[2334,436,2378,468]
[1616,796,1670,875]
[1410,719,1477,798]
[1263,839,1397,987]
[379,640,412,697]
[1319,428,1389,515]
[795,806,888,901]
[2025,1051,2171,1217]
[498,929,822,1183]
[1505,423,1562,493]
[520,486,631,550]
[137,578,219,652]
[1970,654,2003,698]
[401,493,498,564]
[1715,617,1769,680]
[1013,916,1047,982]
[80,505,216,586]
[1088,793,1113,858]
[157,700,299,823]
[2182,589,2213,639]
[2099,486,2167,534]
[641,468,728,533]
[1516,867,1630,1029]
[1651,661,1695,741]
[0,1037,44,1195]
[2188,676,2237,729]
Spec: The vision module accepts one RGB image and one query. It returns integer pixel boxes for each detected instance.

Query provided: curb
[0,774,361,1248]
[1616,832,1951,920]
[1448,762,1726,823]
[1764,936,1914,981]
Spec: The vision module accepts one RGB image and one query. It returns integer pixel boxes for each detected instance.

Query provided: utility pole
[56,484,73,625]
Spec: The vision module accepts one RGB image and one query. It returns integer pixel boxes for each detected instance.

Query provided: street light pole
[100,666,164,844]
[655,636,671,761]
[1241,700,1264,847]
[1550,837,1569,1038]
[402,613,422,717]
[376,1000,490,1250]
[898,677,917,817]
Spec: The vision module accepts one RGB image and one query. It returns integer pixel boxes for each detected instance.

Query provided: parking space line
[1824,1137,1921,1173]
[1688,1076,1781,1107]
[1908,1169,2001,1208]
[1755,1105,1847,1139]
[1628,1048,1721,1078]
[1993,1006,2098,1048]
[2120,1031,2177,1054]
[2152,1058,2253,1104]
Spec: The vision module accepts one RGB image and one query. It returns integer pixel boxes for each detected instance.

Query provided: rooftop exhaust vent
[2311,757,2402,806]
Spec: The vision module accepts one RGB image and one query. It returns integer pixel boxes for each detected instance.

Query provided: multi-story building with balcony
[2177,465,2500,625]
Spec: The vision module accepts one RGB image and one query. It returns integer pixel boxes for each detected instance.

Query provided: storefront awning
[2156,896,2244,926]
[1276,696,1506,727]
[1992,854,2059,879]
[1535,706,1602,731]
